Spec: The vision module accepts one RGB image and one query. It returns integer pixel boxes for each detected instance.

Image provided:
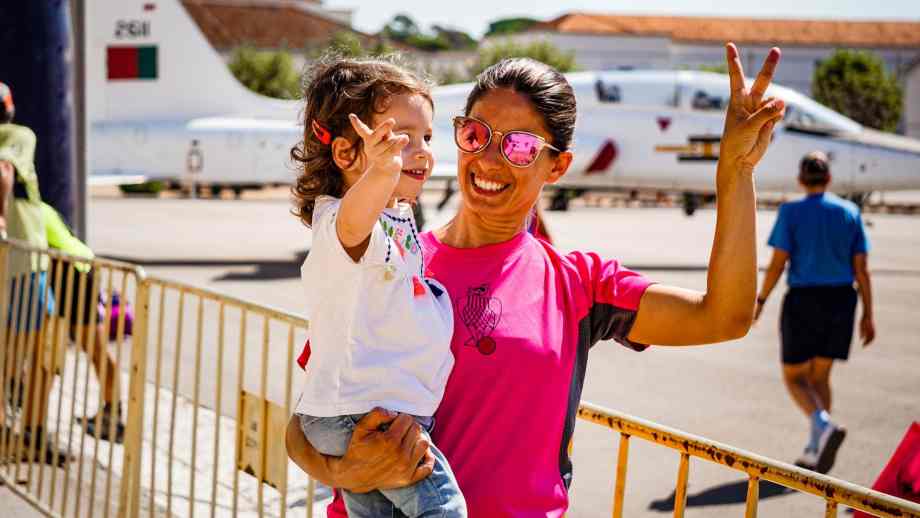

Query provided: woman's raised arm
[628,43,785,346]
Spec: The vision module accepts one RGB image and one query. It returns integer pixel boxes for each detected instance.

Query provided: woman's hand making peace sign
[719,43,786,173]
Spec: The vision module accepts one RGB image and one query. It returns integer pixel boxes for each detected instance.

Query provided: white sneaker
[814,422,847,474]
[794,448,818,470]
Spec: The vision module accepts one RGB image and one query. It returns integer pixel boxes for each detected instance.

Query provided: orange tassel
[412,276,426,297]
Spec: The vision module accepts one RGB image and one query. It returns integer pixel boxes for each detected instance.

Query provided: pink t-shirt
[325,230,651,517]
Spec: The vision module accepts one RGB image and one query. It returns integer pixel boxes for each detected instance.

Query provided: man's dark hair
[799,151,830,187]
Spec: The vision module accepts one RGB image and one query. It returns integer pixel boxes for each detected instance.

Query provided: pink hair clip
[311,119,332,145]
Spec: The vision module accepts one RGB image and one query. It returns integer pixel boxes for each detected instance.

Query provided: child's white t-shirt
[295,196,455,417]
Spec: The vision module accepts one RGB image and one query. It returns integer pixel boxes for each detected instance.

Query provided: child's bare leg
[79,323,120,405]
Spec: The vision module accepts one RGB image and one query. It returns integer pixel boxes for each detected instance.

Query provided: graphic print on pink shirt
[458,284,503,355]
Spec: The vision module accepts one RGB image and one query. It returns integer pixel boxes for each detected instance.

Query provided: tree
[325,31,397,59]
[369,40,397,57]
[435,67,472,85]
[812,49,903,133]
[405,33,451,52]
[382,14,477,52]
[228,47,301,99]
[328,31,366,58]
[470,39,576,76]
[485,17,538,38]
[698,63,728,75]
[383,14,420,41]
[432,25,477,50]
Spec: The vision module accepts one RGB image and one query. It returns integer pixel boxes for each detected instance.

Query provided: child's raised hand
[349,113,410,178]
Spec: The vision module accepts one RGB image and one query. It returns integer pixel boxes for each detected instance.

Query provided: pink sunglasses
[453,116,561,168]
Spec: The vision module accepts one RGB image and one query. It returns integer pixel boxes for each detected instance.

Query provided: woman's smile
[469,171,511,195]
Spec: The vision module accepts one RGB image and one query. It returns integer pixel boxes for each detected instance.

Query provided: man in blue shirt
[755,151,875,474]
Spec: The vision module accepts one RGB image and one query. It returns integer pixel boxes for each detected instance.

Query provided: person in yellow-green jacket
[0,82,50,324]
[1,83,123,466]
[44,202,125,443]
[0,81,67,465]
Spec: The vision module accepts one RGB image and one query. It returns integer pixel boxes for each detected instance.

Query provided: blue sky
[324,0,920,37]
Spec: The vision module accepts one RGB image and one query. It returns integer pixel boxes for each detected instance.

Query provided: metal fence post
[0,243,9,351]
[118,275,150,518]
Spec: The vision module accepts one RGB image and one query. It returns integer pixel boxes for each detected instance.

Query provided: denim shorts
[297,412,466,518]
[6,272,55,332]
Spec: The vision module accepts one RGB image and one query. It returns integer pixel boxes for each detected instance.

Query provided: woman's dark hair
[464,58,576,152]
[799,151,831,186]
[290,55,432,226]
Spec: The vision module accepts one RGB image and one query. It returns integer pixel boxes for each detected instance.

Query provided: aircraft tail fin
[88,0,272,122]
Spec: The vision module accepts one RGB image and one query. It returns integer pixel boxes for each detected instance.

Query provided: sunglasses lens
[455,118,490,153]
[502,132,542,166]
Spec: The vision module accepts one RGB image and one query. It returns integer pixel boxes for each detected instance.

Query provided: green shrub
[813,50,903,132]
[228,46,301,100]
[470,39,576,76]
[484,18,538,38]
[119,180,165,195]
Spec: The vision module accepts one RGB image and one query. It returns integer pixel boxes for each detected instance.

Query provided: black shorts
[49,259,102,327]
[780,285,857,365]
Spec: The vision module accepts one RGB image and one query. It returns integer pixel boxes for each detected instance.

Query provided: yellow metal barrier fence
[135,276,311,518]
[0,239,146,518]
[2,238,918,518]
[577,402,920,518]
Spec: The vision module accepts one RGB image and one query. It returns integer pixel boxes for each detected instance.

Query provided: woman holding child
[287,43,784,517]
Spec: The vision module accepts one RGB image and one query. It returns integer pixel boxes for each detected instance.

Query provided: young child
[289,57,465,517]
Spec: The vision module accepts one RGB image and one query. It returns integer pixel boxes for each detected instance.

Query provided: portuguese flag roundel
[107,46,158,80]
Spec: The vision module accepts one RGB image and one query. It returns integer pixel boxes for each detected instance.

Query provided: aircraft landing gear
[436,180,455,211]
[845,192,870,209]
[682,192,700,216]
[413,202,426,231]
[549,189,571,211]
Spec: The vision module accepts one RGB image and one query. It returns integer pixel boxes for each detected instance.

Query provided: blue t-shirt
[768,192,869,288]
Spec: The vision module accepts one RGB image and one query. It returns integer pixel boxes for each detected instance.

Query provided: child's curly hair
[290,55,433,226]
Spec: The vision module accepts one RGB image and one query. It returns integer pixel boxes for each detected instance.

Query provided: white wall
[491,32,671,70]
[906,63,920,138]
[408,50,477,78]
[671,43,819,95]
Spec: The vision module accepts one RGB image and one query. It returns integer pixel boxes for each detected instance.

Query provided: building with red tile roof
[491,12,920,136]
